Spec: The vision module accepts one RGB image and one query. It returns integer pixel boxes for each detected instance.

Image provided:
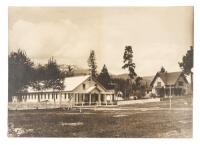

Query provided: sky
[8,7,194,76]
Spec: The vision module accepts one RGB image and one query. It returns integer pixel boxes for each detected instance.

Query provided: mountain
[59,64,89,76]
[110,73,129,80]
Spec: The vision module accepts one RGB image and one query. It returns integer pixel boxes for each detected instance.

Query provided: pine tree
[98,64,111,89]
[122,46,137,79]
[87,50,97,78]
[122,45,137,98]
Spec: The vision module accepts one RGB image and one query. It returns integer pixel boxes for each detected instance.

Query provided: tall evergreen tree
[87,50,97,78]
[122,46,137,79]
[122,45,137,98]
[179,46,193,90]
[97,64,111,89]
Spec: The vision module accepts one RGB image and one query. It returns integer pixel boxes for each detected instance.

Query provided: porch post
[59,92,62,107]
[74,93,76,105]
[89,94,91,106]
[21,95,25,102]
[83,94,85,105]
[78,94,81,104]
[98,94,101,106]
[105,94,107,106]
[75,93,78,105]
[76,94,78,105]
[164,86,166,98]
[72,93,75,106]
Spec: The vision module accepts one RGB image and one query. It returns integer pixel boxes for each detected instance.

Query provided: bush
[149,93,157,98]
[133,90,145,99]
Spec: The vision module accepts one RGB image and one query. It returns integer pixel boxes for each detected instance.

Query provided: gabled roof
[24,75,113,93]
[160,72,182,85]
[85,86,101,93]
[63,75,90,91]
[151,71,188,86]
[25,75,90,93]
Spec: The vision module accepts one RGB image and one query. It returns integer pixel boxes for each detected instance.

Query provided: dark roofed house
[150,71,189,97]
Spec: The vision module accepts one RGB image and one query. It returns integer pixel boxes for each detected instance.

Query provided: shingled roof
[151,71,188,86]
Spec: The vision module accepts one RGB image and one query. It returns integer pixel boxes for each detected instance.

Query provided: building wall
[174,75,189,95]
[12,77,114,105]
[175,76,187,88]
[152,77,165,95]
[21,93,60,104]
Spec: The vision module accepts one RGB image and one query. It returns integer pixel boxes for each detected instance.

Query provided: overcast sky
[8,7,193,76]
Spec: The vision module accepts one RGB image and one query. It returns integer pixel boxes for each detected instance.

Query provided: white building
[12,75,115,106]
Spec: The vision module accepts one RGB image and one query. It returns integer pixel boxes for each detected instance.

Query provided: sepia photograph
[8,6,193,138]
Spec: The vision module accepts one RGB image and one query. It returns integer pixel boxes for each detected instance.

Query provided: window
[83,83,86,89]
[65,93,67,99]
[157,82,161,87]
[41,94,43,99]
[178,81,184,86]
[48,94,50,99]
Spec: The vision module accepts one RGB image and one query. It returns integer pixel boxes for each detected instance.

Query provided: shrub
[149,93,157,98]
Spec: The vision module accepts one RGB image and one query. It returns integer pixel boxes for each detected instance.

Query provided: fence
[8,100,116,110]
[117,98,160,105]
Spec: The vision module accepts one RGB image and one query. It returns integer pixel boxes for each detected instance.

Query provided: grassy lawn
[8,97,192,138]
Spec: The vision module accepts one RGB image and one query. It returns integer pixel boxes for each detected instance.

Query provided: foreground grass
[8,97,192,138]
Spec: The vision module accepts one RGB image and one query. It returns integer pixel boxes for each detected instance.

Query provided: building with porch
[12,75,115,106]
[150,71,189,97]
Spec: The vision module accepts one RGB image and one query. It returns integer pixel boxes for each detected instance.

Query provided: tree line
[9,50,66,101]
[8,45,193,101]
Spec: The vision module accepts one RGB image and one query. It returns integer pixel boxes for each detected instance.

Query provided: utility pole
[169,85,172,110]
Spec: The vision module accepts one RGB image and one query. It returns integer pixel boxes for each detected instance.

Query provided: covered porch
[72,93,115,106]
[71,87,115,106]
[154,85,186,97]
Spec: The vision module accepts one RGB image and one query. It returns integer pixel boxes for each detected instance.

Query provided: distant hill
[59,65,155,83]
[111,73,154,82]
[110,73,129,80]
